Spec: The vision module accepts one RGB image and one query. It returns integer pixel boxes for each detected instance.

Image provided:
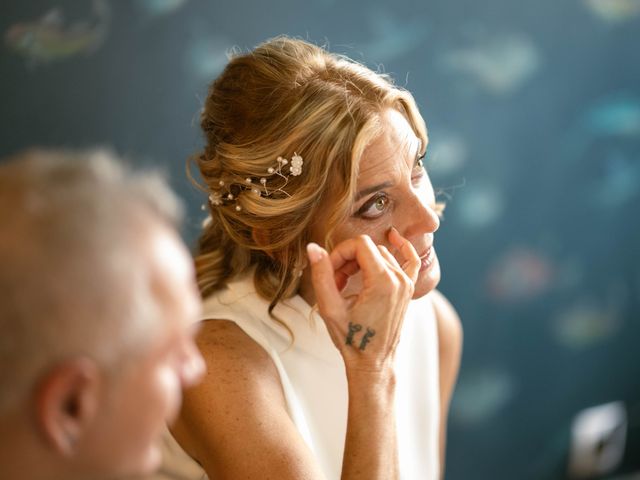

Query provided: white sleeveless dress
[157,273,441,480]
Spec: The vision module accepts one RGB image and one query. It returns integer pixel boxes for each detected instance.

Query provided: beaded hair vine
[208,153,304,212]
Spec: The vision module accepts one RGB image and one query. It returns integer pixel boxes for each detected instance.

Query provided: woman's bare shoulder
[190,318,283,396]
[429,290,462,343]
[171,319,323,478]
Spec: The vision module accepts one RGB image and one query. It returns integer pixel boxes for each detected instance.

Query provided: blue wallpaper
[2,1,639,478]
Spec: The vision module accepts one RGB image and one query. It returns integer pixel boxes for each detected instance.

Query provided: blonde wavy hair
[191,36,429,315]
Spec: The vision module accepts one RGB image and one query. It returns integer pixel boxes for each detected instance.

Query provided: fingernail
[306,242,325,264]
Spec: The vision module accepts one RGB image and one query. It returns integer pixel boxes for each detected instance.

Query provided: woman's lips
[419,247,434,272]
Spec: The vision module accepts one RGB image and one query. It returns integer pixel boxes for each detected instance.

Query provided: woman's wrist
[345,363,397,396]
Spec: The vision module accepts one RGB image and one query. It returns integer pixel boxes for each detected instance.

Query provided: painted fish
[355,8,429,63]
[441,32,540,95]
[584,0,640,22]
[552,300,622,349]
[456,184,504,228]
[451,368,516,425]
[5,0,111,66]
[487,248,554,303]
[136,0,190,17]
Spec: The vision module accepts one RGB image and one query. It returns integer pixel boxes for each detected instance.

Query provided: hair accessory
[207,153,304,211]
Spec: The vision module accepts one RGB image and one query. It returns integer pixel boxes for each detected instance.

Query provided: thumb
[307,243,345,320]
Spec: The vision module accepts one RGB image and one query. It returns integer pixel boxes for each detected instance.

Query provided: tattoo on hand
[359,327,376,350]
[346,322,362,345]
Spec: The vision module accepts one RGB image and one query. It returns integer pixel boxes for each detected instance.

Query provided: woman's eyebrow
[356,181,394,201]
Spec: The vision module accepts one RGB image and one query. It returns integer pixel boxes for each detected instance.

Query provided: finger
[307,243,346,320]
[388,227,420,283]
[334,259,360,292]
[377,244,401,269]
[328,235,387,278]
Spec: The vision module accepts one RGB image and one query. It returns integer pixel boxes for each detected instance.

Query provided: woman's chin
[412,254,441,299]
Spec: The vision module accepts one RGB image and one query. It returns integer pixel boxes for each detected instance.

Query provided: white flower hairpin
[208,152,304,212]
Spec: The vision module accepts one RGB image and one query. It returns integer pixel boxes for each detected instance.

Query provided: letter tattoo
[359,327,376,351]
[346,322,362,346]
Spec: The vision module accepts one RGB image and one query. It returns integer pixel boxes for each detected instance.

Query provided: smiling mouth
[419,247,434,271]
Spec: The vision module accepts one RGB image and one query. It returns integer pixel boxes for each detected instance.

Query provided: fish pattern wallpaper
[1,0,639,478]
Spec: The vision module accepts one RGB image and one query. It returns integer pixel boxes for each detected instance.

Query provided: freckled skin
[171,108,463,480]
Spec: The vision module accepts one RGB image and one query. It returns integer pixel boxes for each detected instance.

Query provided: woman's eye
[357,193,389,219]
[411,155,426,179]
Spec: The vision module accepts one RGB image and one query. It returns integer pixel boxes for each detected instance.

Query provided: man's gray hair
[0,149,185,412]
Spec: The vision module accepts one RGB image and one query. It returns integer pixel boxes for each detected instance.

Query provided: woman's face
[301,108,441,302]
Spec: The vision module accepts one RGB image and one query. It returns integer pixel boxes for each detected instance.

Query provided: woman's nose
[402,193,440,238]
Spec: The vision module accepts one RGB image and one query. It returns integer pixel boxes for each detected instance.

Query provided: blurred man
[0,149,205,480]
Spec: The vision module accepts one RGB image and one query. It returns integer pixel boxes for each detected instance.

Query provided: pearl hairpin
[207,152,304,212]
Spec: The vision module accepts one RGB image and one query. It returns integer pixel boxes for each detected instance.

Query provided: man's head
[0,149,205,479]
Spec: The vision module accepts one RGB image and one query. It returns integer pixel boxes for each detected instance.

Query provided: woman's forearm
[341,368,399,480]
[307,233,421,480]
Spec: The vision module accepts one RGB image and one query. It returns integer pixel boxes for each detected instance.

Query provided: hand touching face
[301,108,441,304]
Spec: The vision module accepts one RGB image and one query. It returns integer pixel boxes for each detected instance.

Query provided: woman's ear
[34,358,102,456]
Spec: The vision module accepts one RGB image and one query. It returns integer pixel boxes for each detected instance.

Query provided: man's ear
[34,358,102,456]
